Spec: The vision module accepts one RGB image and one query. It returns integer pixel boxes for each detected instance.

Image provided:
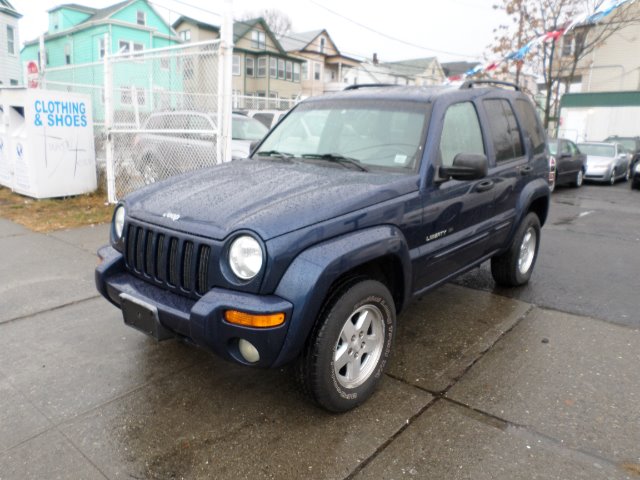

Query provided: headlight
[113,204,125,241]
[228,235,263,280]
[635,163,640,173]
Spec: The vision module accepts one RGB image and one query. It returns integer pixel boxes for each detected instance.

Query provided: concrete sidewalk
[0,219,638,479]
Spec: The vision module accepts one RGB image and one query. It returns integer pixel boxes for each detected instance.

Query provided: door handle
[519,165,534,175]
[475,179,494,192]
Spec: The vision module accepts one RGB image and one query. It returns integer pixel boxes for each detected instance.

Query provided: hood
[124,159,418,240]
[585,155,614,168]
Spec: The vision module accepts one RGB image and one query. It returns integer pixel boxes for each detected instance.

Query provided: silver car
[578,142,631,184]
[134,111,268,184]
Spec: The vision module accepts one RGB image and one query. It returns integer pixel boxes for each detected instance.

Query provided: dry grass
[0,186,113,232]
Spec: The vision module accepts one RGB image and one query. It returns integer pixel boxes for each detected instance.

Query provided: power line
[305,0,481,59]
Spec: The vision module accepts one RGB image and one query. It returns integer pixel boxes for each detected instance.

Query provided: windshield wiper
[300,153,369,172]
[256,150,294,158]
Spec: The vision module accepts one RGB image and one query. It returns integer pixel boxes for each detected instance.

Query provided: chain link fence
[106,40,222,199]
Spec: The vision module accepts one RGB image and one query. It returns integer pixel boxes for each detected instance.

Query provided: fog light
[238,339,260,363]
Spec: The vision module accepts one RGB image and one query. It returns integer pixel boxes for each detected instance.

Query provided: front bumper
[584,166,614,182]
[95,246,293,368]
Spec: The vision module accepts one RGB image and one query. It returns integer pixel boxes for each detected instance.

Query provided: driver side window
[439,102,485,167]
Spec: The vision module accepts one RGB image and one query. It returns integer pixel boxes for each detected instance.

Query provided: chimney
[373,53,378,65]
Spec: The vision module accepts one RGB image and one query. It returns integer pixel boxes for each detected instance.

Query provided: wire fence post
[103,32,116,204]
[219,0,233,163]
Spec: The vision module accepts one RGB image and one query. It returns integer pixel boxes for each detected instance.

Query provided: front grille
[124,223,212,296]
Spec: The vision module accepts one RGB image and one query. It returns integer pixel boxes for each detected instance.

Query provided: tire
[609,170,616,185]
[573,169,583,188]
[140,156,159,185]
[296,279,395,412]
[491,212,541,287]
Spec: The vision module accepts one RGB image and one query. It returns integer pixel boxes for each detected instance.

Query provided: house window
[10,79,18,86]
[185,58,194,79]
[301,61,308,80]
[286,61,292,81]
[7,26,15,55]
[121,88,132,105]
[232,55,241,75]
[180,30,191,42]
[51,11,59,31]
[246,57,255,77]
[98,37,106,59]
[319,37,325,53]
[119,40,130,54]
[251,30,266,49]
[278,59,285,79]
[293,63,300,82]
[257,57,267,77]
[37,51,50,67]
[270,57,277,78]
[65,43,71,64]
[313,62,321,81]
[137,10,146,26]
[136,88,146,106]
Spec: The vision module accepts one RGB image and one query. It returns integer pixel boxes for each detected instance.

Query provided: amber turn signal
[224,310,285,328]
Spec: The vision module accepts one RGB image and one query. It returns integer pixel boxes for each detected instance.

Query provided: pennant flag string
[451,0,637,82]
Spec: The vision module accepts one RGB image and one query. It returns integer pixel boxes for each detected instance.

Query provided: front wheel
[296,279,395,412]
[491,212,541,287]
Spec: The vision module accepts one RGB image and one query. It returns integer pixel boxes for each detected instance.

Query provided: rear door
[482,97,538,252]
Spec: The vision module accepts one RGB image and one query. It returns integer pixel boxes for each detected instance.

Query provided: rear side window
[515,99,546,154]
[439,102,485,167]
[484,99,524,163]
[253,113,274,128]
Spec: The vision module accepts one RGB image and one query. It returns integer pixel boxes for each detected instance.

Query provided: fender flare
[271,225,411,367]
[515,177,550,227]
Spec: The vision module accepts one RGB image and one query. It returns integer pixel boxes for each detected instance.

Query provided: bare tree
[240,9,293,38]
[490,0,640,131]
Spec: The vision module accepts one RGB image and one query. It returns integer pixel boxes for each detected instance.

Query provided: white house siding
[0,12,21,86]
[579,11,640,92]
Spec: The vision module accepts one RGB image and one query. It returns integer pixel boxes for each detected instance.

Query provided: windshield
[548,140,558,155]
[232,116,269,141]
[604,138,636,151]
[254,99,430,172]
[578,144,615,158]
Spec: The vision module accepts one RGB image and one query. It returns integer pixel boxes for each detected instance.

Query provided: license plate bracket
[120,293,173,341]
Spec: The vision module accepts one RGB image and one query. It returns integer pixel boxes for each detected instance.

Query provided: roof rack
[343,83,396,91]
[460,80,520,91]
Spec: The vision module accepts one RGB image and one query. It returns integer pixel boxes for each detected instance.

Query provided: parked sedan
[548,138,586,190]
[577,142,630,185]
[602,136,640,179]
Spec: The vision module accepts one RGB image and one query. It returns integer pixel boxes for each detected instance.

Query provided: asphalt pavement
[1,182,639,479]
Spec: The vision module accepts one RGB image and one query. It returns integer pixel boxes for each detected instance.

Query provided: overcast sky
[14,0,507,64]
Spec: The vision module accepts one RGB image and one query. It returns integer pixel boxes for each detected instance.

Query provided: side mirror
[439,153,488,181]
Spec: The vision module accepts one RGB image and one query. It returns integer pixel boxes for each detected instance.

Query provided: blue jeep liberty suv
[96,81,550,412]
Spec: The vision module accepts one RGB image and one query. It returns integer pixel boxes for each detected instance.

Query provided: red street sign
[27,61,39,88]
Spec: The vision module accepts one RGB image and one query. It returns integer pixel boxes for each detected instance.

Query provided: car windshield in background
[232,117,269,141]
[603,138,636,151]
[548,140,558,155]
[578,144,615,158]
[254,99,430,172]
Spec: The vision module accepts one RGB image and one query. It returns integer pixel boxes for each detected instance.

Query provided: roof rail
[343,83,396,91]
[460,80,520,91]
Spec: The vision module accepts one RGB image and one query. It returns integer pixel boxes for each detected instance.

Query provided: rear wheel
[491,212,541,287]
[296,279,395,412]
[573,169,584,188]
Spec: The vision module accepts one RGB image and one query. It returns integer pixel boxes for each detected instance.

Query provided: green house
[21,0,180,121]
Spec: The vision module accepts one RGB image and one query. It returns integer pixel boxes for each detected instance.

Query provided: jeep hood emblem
[162,212,181,221]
